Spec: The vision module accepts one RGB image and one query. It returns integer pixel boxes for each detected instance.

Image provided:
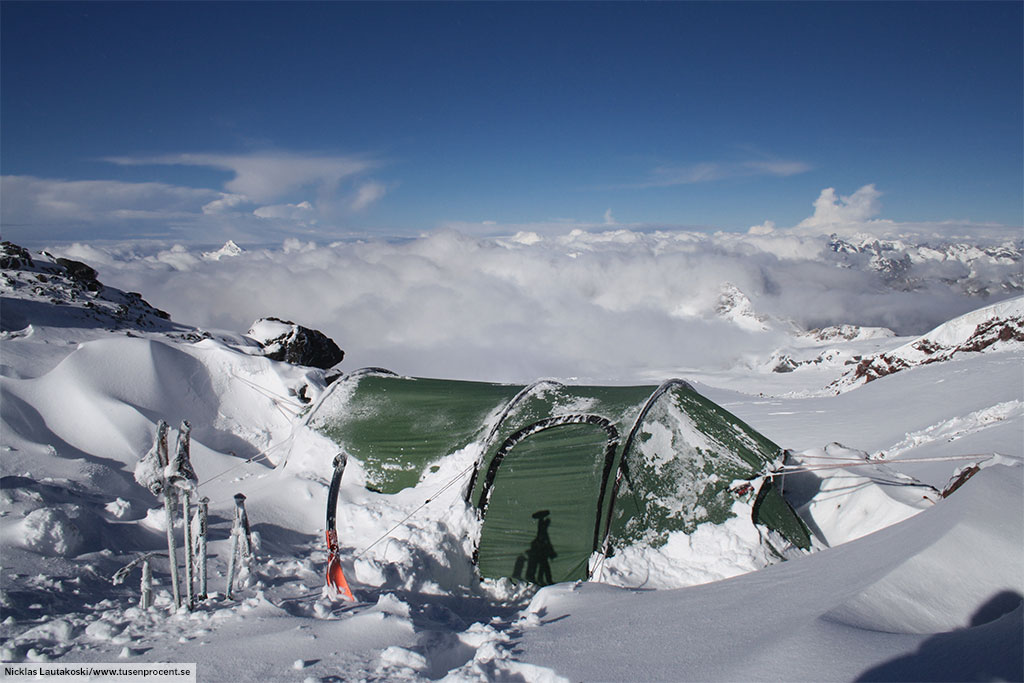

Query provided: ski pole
[196,497,209,601]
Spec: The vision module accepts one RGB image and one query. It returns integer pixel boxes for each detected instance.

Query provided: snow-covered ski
[325,452,355,601]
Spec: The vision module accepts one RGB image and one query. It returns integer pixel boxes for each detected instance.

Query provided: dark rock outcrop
[55,258,101,292]
[1,242,34,270]
[247,317,345,369]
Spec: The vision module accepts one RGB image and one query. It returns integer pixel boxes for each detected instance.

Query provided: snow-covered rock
[1,242,175,335]
[714,282,771,332]
[802,324,895,343]
[246,317,345,369]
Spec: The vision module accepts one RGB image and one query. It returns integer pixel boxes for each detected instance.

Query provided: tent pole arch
[472,413,620,571]
[599,378,694,558]
[463,379,566,501]
[301,366,399,428]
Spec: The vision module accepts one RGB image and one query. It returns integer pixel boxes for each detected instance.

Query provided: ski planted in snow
[325,452,355,601]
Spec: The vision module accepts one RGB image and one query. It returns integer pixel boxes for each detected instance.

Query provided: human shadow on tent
[512,510,558,586]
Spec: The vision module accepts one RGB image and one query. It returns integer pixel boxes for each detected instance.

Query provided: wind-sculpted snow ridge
[876,401,1024,461]
[828,296,1024,393]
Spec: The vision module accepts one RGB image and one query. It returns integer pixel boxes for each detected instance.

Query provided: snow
[785,444,938,547]
[597,497,778,590]
[516,465,1022,682]
[245,318,295,347]
[1,240,1022,681]
[201,241,244,262]
[907,296,1024,349]
[17,508,86,557]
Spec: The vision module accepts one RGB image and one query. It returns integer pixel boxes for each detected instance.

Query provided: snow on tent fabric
[306,370,811,585]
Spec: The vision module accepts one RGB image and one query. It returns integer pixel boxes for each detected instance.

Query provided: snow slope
[828,296,1024,393]
[1,244,1021,681]
[517,464,1022,682]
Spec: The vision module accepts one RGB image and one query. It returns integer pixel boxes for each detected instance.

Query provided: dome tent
[307,369,810,586]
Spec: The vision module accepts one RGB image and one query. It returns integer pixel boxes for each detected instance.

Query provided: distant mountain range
[824,234,1021,297]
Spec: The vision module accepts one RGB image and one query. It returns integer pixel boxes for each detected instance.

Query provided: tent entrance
[474,415,619,585]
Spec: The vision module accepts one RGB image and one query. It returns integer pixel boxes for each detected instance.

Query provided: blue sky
[2,1,1021,243]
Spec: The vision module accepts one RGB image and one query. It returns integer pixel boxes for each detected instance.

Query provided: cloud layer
[54,225,1021,384]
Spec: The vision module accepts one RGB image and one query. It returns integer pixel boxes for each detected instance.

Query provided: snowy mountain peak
[202,240,244,261]
[715,282,770,332]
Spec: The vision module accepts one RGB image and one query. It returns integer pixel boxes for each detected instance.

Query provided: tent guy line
[353,461,478,560]
[777,453,1003,475]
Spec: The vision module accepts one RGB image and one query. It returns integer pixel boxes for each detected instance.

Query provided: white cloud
[625,158,812,189]
[747,220,776,235]
[2,150,390,243]
[1,176,218,227]
[603,208,616,225]
[740,160,813,177]
[253,201,315,221]
[0,174,325,243]
[795,184,883,233]
[202,193,252,215]
[106,152,378,203]
[350,182,387,211]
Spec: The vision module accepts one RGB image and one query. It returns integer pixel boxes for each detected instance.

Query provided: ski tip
[326,557,355,602]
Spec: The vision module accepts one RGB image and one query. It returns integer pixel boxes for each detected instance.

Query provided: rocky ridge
[1,242,346,375]
[0,241,177,335]
[827,296,1024,393]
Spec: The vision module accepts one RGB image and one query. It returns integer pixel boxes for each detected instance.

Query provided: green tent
[308,369,810,586]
